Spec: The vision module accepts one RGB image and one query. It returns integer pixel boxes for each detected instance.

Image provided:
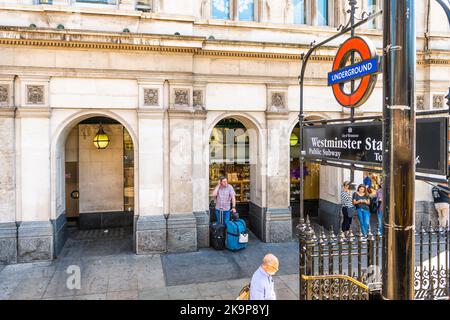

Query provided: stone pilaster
[15,76,53,262]
[263,111,292,242]
[52,213,68,257]
[0,77,17,263]
[192,109,209,248]
[135,109,166,254]
[18,221,53,262]
[194,210,209,248]
[136,215,167,254]
[167,213,197,253]
[166,108,198,252]
[0,223,17,264]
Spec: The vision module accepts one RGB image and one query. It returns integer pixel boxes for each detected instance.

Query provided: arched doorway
[289,117,323,227]
[55,115,136,255]
[209,118,251,220]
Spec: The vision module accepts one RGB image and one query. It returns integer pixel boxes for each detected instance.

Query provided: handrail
[301,274,369,292]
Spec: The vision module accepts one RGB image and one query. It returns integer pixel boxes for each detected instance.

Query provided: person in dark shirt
[431,183,450,229]
[363,172,372,188]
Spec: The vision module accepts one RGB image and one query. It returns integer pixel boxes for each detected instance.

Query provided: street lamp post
[382,0,416,300]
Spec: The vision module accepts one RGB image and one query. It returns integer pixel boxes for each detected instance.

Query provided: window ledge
[196,18,384,36]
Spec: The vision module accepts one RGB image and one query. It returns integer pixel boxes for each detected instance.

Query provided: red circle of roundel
[332,36,377,108]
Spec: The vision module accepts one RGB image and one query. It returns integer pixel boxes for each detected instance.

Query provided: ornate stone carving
[416,95,425,110]
[174,89,190,107]
[433,95,444,109]
[26,85,44,104]
[0,85,9,105]
[193,90,204,109]
[271,92,285,109]
[144,88,159,106]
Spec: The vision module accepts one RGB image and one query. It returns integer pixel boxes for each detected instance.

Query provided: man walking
[249,254,279,300]
[432,183,450,230]
[212,176,236,224]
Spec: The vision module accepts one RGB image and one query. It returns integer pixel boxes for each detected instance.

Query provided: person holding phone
[352,184,371,237]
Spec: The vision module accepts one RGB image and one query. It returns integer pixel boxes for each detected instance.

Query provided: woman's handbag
[347,206,357,218]
[236,284,250,300]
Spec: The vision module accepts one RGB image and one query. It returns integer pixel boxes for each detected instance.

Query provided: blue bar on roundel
[327,58,379,86]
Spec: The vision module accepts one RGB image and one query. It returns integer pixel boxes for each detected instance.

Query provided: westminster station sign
[302,118,448,175]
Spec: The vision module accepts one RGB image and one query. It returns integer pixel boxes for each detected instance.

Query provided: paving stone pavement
[0,227,299,300]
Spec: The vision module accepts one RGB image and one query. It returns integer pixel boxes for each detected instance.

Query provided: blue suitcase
[225,219,248,251]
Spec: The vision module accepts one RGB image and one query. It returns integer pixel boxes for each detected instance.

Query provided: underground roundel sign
[328,36,381,108]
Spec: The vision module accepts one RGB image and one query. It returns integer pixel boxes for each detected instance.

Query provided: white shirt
[249,266,276,300]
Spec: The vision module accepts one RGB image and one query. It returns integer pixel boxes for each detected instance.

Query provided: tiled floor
[0,226,299,300]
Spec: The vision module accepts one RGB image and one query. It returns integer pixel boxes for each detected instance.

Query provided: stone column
[192,84,209,248]
[135,109,166,254]
[192,109,209,248]
[16,107,53,262]
[15,76,53,262]
[264,111,292,242]
[167,108,197,252]
[0,77,17,264]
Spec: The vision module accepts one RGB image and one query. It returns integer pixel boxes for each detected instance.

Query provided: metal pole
[299,87,305,222]
[382,0,416,300]
[349,0,357,184]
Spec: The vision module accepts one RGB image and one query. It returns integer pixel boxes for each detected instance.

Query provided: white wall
[79,124,124,213]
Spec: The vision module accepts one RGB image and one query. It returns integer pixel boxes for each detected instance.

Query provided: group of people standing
[340,176,383,237]
[341,174,450,236]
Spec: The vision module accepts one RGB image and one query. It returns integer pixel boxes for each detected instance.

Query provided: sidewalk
[0,227,299,300]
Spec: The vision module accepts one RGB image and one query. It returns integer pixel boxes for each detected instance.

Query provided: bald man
[249,254,279,300]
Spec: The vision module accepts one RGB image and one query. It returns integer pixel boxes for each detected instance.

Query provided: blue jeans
[357,208,370,236]
[377,208,383,235]
[215,209,231,224]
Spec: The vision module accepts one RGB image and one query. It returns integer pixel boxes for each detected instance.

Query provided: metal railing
[298,217,450,300]
[302,274,369,300]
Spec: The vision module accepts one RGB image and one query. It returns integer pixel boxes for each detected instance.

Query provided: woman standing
[376,185,383,235]
[341,181,355,236]
[352,184,371,236]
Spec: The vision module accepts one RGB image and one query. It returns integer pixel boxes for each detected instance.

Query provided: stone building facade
[0,0,449,264]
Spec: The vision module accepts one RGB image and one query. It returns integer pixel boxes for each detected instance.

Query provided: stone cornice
[265,111,290,120]
[15,107,51,118]
[193,110,207,120]
[168,108,196,118]
[0,107,16,118]
[137,109,165,119]
[0,26,448,64]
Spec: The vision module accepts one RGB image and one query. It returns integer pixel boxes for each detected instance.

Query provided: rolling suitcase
[210,210,226,250]
[225,218,248,251]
